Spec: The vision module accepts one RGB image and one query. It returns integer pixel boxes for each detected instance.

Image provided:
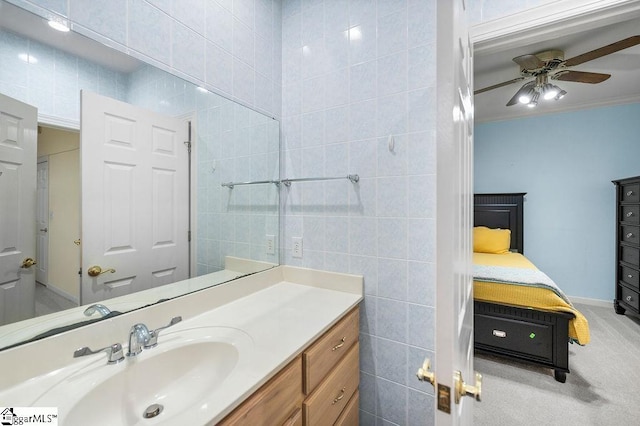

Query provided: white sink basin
[33,326,253,425]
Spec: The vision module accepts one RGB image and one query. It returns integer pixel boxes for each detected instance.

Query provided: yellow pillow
[473,226,511,254]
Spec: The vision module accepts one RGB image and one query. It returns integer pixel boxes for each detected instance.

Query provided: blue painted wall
[475,103,640,301]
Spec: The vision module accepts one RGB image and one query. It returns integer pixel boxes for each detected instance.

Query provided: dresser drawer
[620,286,640,311]
[621,205,640,224]
[621,245,640,267]
[621,182,640,203]
[303,342,359,426]
[303,307,359,395]
[620,265,640,290]
[621,225,640,245]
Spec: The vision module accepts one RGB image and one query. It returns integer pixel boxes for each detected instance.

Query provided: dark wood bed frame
[474,193,574,383]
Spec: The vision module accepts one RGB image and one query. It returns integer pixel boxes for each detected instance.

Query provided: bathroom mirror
[0,0,280,350]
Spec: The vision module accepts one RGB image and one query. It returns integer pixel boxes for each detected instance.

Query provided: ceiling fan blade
[474,77,526,95]
[553,70,611,83]
[512,54,545,70]
[564,35,640,66]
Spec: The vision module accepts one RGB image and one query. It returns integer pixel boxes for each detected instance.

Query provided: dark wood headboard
[474,193,526,254]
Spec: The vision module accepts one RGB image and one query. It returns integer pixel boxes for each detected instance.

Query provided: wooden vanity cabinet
[218,306,360,426]
[218,356,303,426]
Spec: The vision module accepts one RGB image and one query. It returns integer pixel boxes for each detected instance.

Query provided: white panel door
[435,0,477,424]
[0,93,37,325]
[80,91,189,304]
[36,158,49,285]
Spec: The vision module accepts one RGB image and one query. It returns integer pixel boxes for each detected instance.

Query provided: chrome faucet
[127,316,182,357]
[74,343,124,364]
[127,323,151,357]
[83,303,111,317]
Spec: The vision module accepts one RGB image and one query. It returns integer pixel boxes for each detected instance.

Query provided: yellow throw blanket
[474,252,590,345]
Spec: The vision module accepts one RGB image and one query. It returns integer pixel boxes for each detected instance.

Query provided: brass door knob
[454,370,482,403]
[21,258,37,268]
[87,266,116,277]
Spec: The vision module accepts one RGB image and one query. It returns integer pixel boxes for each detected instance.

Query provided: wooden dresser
[613,176,640,318]
[219,306,360,425]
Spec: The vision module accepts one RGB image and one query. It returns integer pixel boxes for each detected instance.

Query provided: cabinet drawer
[620,265,640,290]
[621,205,640,224]
[621,225,640,245]
[219,357,303,425]
[621,245,640,267]
[334,389,359,426]
[621,182,640,203]
[620,286,640,311]
[303,307,359,394]
[475,314,553,362]
[303,342,359,426]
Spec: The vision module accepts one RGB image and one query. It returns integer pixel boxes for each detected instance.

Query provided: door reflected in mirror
[0,0,280,351]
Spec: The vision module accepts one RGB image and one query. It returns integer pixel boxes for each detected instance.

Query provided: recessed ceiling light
[48,19,70,32]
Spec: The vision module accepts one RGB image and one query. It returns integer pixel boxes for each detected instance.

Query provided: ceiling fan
[475,35,640,107]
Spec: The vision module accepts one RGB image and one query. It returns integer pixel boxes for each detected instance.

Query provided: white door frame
[36,156,49,286]
[470,0,640,54]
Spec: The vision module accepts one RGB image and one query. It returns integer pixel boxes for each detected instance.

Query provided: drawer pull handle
[332,387,346,405]
[628,274,634,279]
[627,233,635,239]
[627,295,634,302]
[628,190,634,196]
[628,212,634,217]
[332,337,346,351]
[492,329,506,338]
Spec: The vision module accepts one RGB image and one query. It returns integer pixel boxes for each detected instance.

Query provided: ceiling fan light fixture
[527,91,540,108]
[542,83,560,100]
[554,89,567,101]
[517,85,535,104]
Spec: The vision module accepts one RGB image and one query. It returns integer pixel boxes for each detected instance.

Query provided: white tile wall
[281,0,437,423]
[8,0,283,119]
[0,29,127,122]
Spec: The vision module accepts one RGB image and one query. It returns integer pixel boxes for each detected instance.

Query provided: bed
[473,193,590,383]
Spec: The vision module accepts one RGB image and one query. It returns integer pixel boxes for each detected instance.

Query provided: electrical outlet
[266,235,275,255]
[292,237,303,258]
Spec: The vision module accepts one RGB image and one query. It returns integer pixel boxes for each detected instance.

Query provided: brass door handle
[87,266,116,277]
[21,258,37,268]
[454,370,482,403]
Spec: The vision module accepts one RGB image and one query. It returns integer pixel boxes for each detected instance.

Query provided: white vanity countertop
[0,265,363,425]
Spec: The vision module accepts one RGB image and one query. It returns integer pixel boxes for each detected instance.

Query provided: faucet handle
[145,316,182,349]
[83,303,111,317]
[74,343,124,364]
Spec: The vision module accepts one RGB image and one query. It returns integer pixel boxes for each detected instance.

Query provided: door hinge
[188,230,191,242]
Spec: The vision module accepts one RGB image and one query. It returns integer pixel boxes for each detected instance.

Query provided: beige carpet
[474,302,640,425]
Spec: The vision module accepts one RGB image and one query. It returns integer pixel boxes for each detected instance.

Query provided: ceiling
[474,14,640,123]
[0,1,140,73]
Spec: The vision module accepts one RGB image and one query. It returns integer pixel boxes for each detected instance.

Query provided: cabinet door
[219,357,303,425]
